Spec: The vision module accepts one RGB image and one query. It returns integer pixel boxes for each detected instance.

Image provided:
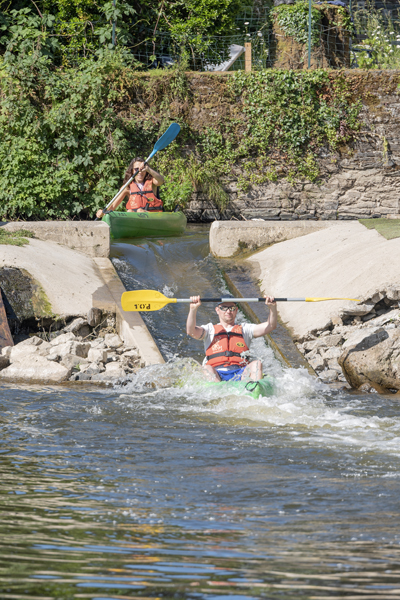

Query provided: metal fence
[18,3,400,71]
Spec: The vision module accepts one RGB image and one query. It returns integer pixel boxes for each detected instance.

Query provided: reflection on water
[1,226,400,598]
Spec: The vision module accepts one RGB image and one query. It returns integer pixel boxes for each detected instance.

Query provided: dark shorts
[215,366,246,382]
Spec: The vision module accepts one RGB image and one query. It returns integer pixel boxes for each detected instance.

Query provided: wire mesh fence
[15,2,400,71]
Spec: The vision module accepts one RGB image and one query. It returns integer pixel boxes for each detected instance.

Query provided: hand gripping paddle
[121,290,360,312]
[96,123,181,219]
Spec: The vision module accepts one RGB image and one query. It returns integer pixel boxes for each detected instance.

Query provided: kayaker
[96,158,165,218]
[186,295,277,382]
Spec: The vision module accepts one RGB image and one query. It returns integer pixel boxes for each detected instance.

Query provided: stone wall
[184,71,400,222]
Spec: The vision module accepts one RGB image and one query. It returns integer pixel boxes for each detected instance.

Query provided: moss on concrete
[359,218,400,240]
[0,229,34,246]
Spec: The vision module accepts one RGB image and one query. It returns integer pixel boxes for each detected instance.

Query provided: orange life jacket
[205,324,250,368]
[126,179,163,212]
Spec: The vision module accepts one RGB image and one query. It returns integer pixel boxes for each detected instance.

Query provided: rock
[359,383,378,393]
[370,290,385,304]
[48,341,90,360]
[18,336,44,347]
[71,372,93,381]
[319,369,338,382]
[0,355,72,384]
[321,346,342,361]
[91,362,127,381]
[302,338,327,352]
[338,328,400,391]
[50,332,76,346]
[0,267,54,336]
[65,317,90,339]
[90,338,106,349]
[60,353,89,371]
[104,333,123,349]
[342,327,385,350]
[340,303,375,318]
[308,354,324,371]
[87,347,107,363]
[87,307,102,328]
[105,361,126,376]
[323,334,344,347]
[365,309,400,328]
[9,344,42,362]
[386,287,400,302]
[81,362,103,375]
[1,346,12,359]
[331,315,343,327]
[0,355,10,370]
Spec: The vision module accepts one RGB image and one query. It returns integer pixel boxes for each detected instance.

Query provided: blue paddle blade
[151,123,180,157]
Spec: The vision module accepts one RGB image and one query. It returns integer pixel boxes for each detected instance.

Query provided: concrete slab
[248,221,400,340]
[93,258,165,366]
[1,221,110,258]
[0,238,105,317]
[209,220,346,258]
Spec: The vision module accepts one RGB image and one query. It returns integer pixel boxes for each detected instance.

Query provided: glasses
[218,305,237,312]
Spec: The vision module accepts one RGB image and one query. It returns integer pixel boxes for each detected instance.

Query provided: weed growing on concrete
[0,230,34,246]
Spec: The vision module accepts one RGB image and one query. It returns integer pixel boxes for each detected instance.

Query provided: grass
[359,218,400,240]
[0,229,35,246]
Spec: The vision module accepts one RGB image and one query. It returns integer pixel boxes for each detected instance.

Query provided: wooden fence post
[245,42,252,72]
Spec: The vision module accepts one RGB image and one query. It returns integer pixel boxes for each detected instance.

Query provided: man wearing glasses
[186,295,277,382]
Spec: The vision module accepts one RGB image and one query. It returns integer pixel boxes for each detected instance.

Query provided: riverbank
[0,225,164,384]
[210,219,400,390]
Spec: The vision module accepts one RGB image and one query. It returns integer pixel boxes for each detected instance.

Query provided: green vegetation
[0,229,34,246]
[272,1,322,47]
[352,0,400,69]
[0,39,363,218]
[359,218,400,240]
[0,0,247,67]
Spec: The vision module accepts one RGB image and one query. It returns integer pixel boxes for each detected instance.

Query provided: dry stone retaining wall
[184,71,400,222]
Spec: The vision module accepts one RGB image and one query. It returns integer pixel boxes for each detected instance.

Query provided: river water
[1,225,400,599]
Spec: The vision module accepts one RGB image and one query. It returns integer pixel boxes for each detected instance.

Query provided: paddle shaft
[177,298,303,303]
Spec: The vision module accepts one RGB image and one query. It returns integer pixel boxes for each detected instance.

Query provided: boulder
[338,328,400,391]
[18,336,44,347]
[385,287,400,302]
[366,309,400,328]
[87,307,102,328]
[48,341,90,360]
[1,346,12,359]
[87,347,107,363]
[0,354,72,384]
[0,355,10,370]
[342,326,385,350]
[308,354,324,371]
[50,332,76,346]
[60,353,89,371]
[65,317,90,339]
[319,369,338,382]
[340,303,375,318]
[9,344,42,362]
[80,362,103,375]
[104,333,123,349]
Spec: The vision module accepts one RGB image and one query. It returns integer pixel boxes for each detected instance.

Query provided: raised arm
[145,164,165,186]
[253,296,278,338]
[96,188,129,219]
[186,296,205,340]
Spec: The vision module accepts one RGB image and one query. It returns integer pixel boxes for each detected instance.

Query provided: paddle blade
[153,123,180,155]
[121,290,176,312]
[305,297,360,303]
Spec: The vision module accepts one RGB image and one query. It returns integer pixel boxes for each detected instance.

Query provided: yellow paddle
[121,290,360,312]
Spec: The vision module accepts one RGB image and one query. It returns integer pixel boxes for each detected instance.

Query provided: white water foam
[115,358,400,460]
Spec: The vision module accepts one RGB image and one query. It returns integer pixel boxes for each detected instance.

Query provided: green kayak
[102,211,187,239]
[204,376,275,399]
